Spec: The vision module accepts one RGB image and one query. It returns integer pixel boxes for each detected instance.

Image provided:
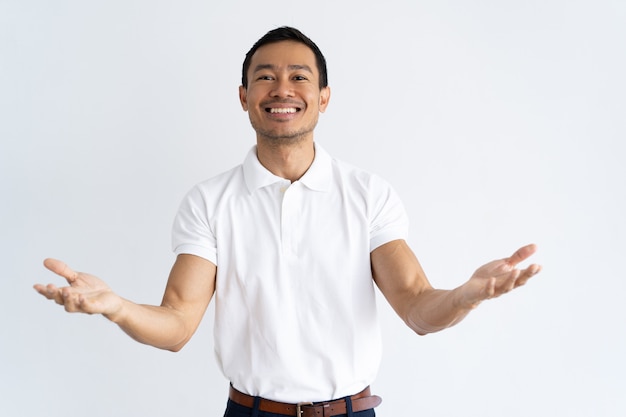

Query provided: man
[34,27,541,417]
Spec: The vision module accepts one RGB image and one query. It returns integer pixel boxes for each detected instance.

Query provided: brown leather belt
[228,385,382,417]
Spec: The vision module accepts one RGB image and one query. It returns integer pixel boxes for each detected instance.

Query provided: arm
[34,254,216,351]
[371,240,541,335]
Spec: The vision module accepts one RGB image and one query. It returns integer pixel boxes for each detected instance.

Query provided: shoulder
[330,155,394,193]
[193,164,244,191]
[182,165,245,204]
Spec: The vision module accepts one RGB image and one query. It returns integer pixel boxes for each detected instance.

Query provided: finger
[504,269,521,293]
[33,283,59,301]
[514,264,542,287]
[44,283,65,305]
[506,244,538,267]
[43,258,79,284]
[33,284,50,297]
[62,291,85,313]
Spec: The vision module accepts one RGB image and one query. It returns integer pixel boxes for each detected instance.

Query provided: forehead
[249,41,319,75]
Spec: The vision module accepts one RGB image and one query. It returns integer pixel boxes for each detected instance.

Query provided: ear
[239,85,248,111]
[319,86,331,113]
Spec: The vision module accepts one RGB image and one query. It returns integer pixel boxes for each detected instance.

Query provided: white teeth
[270,108,298,114]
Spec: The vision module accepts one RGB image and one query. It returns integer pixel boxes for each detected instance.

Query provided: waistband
[228,385,382,417]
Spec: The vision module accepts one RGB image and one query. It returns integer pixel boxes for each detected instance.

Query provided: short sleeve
[369,177,409,252]
[171,186,218,265]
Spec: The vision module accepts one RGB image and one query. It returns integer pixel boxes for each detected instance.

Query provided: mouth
[265,107,301,114]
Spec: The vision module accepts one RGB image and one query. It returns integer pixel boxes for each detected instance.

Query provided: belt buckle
[296,402,313,416]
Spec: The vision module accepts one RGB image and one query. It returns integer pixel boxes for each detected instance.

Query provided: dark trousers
[223,398,376,417]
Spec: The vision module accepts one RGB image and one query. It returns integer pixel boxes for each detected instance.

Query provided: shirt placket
[280,182,301,258]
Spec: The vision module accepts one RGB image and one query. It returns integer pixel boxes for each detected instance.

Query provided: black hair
[241,26,328,89]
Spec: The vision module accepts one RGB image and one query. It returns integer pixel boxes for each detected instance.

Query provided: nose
[270,78,295,98]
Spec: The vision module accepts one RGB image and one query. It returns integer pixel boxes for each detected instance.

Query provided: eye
[257,75,274,81]
[293,75,308,81]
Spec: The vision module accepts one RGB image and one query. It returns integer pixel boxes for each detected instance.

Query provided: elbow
[161,332,192,352]
[405,313,441,336]
[167,345,183,353]
[165,336,191,352]
[406,320,432,336]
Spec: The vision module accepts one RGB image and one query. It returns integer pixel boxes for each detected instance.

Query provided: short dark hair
[241,26,328,89]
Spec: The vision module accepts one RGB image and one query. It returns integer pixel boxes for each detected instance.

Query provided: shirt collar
[242,143,332,193]
[299,143,332,192]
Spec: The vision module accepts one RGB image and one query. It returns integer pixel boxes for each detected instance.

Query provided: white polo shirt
[172,143,408,403]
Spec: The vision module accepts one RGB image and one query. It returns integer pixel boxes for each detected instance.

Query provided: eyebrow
[252,64,314,73]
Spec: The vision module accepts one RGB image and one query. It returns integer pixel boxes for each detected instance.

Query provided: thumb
[43,258,78,284]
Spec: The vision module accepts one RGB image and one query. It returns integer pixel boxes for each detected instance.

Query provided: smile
[267,107,300,114]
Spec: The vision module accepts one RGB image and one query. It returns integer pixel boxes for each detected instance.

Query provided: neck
[256,138,315,182]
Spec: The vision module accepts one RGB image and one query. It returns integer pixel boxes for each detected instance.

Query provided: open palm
[34,258,122,316]
[460,244,542,308]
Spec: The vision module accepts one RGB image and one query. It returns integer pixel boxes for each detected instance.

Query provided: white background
[2,1,625,416]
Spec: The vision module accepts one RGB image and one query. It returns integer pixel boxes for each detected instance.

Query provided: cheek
[242,88,262,109]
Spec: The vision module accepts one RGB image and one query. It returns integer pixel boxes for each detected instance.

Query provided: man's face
[239,41,330,144]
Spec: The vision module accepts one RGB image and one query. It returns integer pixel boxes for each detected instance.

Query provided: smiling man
[239,36,331,182]
[240,41,329,144]
[35,27,541,417]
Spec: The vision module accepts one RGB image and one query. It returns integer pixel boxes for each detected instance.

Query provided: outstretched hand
[459,244,542,309]
[34,259,123,317]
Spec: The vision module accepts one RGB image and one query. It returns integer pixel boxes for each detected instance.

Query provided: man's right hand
[34,258,123,318]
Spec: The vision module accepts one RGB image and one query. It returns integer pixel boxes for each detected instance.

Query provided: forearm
[37,255,215,351]
[404,285,475,335]
[106,299,191,351]
[373,241,541,336]
[108,255,215,351]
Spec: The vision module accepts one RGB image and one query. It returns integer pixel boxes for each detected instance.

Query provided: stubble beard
[250,118,319,147]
